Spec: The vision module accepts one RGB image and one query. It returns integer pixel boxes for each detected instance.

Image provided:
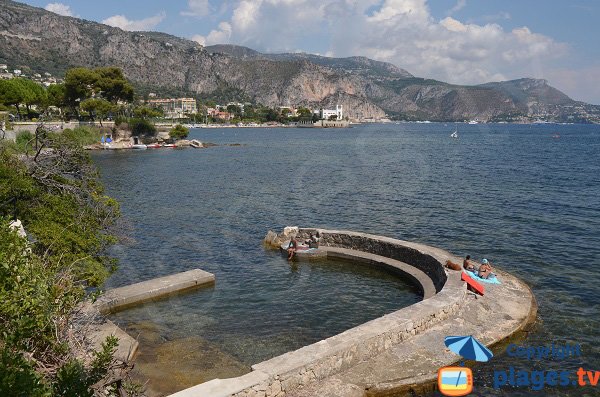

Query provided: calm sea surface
[93,123,600,396]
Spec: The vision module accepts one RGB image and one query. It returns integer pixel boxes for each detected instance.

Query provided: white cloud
[447,0,466,16]
[102,12,166,31]
[192,22,232,46]
[181,0,211,18]
[191,34,206,46]
[190,0,567,86]
[45,2,75,17]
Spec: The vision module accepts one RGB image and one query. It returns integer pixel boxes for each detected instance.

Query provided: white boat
[131,144,147,150]
[450,127,458,138]
[189,139,203,148]
[468,120,478,125]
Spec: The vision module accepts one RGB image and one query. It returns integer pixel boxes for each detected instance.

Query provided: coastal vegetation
[0,65,308,127]
[0,123,138,395]
[169,124,189,140]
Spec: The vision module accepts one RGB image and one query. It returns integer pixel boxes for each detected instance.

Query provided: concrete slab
[168,370,271,397]
[74,302,140,364]
[88,319,139,362]
[95,269,215,314]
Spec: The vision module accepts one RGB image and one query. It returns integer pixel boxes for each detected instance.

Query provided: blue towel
[467,270,501,284]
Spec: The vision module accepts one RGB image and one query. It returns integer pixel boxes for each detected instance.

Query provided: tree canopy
[0,79,47,115]
[64,66,134,107]
[80,98,115,125]
[169,124,189,140]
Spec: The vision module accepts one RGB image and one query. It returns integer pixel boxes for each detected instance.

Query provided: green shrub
[129,118,157,136]
[113,115,127,126]
[15,130,34,153]
[169,124,189,140]
[0,125,128,395]
[61,126,103,146]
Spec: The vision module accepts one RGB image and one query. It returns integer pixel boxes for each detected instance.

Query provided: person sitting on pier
[287,236,298,260]
[463,255,477,272]
[478,259,493,279]
[306,232,321,248]
[305,233,314,245]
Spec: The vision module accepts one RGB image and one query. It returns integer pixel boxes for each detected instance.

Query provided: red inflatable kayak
[461,272,485,296]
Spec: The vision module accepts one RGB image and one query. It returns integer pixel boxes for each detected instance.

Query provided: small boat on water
[146,143,161,149]
[450,127,458,138]
[162,143,176,148]
[189,139,203,148]
[131,144,147,150]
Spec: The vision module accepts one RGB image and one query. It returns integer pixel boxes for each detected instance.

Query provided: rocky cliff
[1,0,598,122]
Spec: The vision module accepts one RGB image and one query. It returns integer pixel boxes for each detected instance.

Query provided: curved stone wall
[171,228,469,397]
[297,228,449,293]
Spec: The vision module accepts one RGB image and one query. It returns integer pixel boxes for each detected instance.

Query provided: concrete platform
[95,269,215,314]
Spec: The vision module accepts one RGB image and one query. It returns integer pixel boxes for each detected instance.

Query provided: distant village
[2,63,600,125]
[0,63,62,86]
[146,94,349,127]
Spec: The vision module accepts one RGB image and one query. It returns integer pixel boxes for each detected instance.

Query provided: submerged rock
[126,322,250,396]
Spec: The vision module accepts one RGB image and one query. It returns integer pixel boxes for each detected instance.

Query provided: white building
[320,105,343,120]
[148,97,198,118]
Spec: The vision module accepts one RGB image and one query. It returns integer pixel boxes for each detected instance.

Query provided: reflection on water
[93,123,600,396]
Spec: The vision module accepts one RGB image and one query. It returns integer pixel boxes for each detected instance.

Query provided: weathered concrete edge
[169,229,465,397]
[76,302,140,364]
[94,269,215,314]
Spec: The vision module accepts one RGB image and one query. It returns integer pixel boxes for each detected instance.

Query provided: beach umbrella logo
[444,335,493,362]
[437,335,492,396]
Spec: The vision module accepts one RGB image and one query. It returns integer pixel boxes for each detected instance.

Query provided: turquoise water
[93,123,600,395]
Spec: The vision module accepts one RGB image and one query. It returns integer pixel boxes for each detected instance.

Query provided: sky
[20,0,600,104]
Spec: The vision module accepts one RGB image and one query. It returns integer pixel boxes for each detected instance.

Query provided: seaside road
[286,267,537,397]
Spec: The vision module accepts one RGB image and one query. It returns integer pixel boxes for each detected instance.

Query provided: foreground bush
[0,126,139,396]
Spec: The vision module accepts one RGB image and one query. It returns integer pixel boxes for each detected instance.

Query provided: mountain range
[1,0,599,122]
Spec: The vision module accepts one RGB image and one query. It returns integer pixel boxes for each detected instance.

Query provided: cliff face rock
[1,0,598,122]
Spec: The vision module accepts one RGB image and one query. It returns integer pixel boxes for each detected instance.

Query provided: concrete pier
[94,269,215,314]
[81,269,215,365]
[170,228,536,397]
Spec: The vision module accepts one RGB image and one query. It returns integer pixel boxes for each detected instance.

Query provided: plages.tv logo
[438,367,473,396]
[437,335,493,396]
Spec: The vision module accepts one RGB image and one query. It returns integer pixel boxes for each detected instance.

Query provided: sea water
[93,123,600,395]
